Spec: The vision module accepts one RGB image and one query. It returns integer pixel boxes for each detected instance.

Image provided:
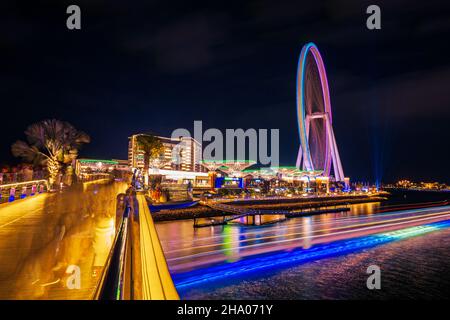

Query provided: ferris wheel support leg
[324,117,332,177]
[331,131,345,181]
[297,116,313,171]
[325,115,344,181]
[304,117,313,171]
[296,147,302,169]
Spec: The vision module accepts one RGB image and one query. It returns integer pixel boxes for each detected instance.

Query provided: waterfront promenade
[0,182,127,299]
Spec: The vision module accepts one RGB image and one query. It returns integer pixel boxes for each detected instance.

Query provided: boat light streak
[167,211,450,261]
[172,220,450,289]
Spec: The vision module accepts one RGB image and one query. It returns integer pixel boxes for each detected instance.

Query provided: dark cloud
[337,67,450,119]
[150,13,228,73]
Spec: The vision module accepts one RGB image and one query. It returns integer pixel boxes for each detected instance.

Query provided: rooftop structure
[243,166,323,181]
[203,159,256,177]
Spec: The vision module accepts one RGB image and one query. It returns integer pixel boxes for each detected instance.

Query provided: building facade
[75,158,130,180]
[128,134,205,173]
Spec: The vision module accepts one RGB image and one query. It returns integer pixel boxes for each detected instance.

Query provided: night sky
[1,0,449,183]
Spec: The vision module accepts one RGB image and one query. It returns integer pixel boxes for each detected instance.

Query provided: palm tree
[11,119,90,188]
[136,134,164,186]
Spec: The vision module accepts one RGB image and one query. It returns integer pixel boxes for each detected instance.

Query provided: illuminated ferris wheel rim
[296,42,333,176]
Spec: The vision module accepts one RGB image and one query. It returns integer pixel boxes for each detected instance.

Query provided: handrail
[0,179,48,189]
[93,191,179,300]
[136,193,179,300]
[92,217,129,299]
[93,194,130,300]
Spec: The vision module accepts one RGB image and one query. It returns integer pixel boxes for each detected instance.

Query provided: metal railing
[0,179,48,203]
[0,172,47,185]
[94,191,179,300]
[93,193,130,299]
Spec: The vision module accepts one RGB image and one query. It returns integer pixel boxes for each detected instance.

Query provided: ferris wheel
[295,42,345,181]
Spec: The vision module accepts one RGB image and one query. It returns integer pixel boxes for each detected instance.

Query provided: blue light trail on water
[172,220,450,291]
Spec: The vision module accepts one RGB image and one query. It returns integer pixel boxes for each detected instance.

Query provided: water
[384,189,449,205]
[177,227,450,299]
[156,190,450,299]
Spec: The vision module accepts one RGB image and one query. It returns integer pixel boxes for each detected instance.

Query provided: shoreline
[152,195,387,222]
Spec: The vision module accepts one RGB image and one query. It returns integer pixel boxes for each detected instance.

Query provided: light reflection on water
[157,202,382,263]
[179,227,450,299]
[156,200,450,299]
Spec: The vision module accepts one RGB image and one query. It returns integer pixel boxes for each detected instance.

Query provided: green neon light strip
[78,159,119,165]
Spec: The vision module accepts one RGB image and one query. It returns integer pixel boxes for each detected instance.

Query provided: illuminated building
[393,179,449,191]
[316,176,330,193]
[344,177,350,189]
[202,160,256,189]
[214,160,256,177]
[75,158,129,179]
[396,179,413,188]
[128,134,208,187]
[128,134,205,172]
